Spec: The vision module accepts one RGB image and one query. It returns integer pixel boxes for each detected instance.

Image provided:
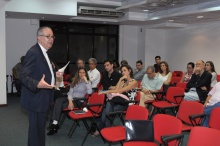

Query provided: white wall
[145,29,166,67]
[165,22,220,73]
[137,26,146,68]
[6,18,39,93]
[119,25,139,68]
[0,3,6,105]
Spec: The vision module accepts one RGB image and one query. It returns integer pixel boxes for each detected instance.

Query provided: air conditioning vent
[78,6,124,18]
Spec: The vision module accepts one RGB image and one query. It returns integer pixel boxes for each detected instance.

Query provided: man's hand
[201,86,207,91]
[194,67,201,75]
[68,101,74,110]
[37,74,55,89]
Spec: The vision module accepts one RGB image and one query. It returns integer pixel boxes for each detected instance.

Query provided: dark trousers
[28,111,47,146]
[15,78,22,95]
[51,97,83,122]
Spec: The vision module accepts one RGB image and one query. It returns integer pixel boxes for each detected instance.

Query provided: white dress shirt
[88,68,100,88]
[39,43,55,85]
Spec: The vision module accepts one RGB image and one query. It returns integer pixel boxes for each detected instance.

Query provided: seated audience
[184,60,212,102]
[133,60,146,81]
[12,56,25,96]
[101,59,121,90]
[97,64,137,132]
[158,61,172,93]
[88,58,101,92]
[203,82,220,127]
[47,67,92,135]
[139,66,163,107]
[180,62,195,83]
[153,56,161,73]
[113,59,120,73]
[68,58,85,83]
[205,61,217,87]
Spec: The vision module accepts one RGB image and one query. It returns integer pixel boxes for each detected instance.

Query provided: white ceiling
[5,0,220,28]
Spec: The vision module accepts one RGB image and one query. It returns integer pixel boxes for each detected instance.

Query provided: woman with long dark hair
[92,64,137,136]
[47,67,92,135]
[205,61,217,87]
[158,61,172,93]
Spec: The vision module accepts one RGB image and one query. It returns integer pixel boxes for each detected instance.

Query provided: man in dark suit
[20,26,56,146]
[184,60,212,102]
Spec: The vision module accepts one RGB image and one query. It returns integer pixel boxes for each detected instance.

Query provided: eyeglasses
[39,35,55,39]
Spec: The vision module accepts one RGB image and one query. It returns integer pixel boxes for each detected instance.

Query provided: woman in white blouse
[158,61,172,93]
[205,61,217,87]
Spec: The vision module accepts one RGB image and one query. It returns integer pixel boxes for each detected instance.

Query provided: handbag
[110,96,128,106]
[125,120,154,142]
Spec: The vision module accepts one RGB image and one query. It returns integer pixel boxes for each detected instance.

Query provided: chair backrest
[63,74,70,81]
[137,81,141,88]
[176,82,187,90]
[165,87,184,104]
[153,114,182,146]
[125,105,148,120]
[171,77,181,85]
[209,107,220,130]
[172,72,177,77]
[187,127,220,146]
[173,71,183,77]
[177,100,204,125]
[217,74,220,82]
[88,92,105,114]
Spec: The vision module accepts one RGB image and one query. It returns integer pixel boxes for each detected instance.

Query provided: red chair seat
[152,101,178,108]
[181,123,193,131]
[100,126,125,142]
[145,100,154,104]
[68,110,98,119]
[124,141,157,146]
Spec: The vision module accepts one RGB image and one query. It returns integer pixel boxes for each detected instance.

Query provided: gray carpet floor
[0,94,189,146]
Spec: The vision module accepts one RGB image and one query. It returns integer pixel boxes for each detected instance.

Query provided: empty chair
[170,77,181,86]
[100,105,148,145]
[177,100,205,132]
[209,107,220,130]
[187,127,220,146]
[124,114,183,146]
[151,87,184,117]
[176,82,187,90]
[173,71,183,77]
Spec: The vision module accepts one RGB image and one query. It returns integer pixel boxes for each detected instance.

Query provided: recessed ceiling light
[171,3,175,6]
[197,16,203,19]
[169,19,174,22]
[143,9,149,12]
[41,17,45,19]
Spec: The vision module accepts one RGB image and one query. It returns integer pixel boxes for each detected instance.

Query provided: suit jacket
[187,71,212,102]
[20,43,55,112]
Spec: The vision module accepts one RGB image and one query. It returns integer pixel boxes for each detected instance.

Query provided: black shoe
[47,124,59,136]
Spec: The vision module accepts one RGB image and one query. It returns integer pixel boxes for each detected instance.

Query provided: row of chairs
[100,104,220,146]
[57,83,220,146]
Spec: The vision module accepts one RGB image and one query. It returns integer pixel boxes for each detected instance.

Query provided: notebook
[72,110,86,114]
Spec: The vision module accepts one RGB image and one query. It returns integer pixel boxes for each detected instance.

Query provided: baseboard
[0,104,8,107]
